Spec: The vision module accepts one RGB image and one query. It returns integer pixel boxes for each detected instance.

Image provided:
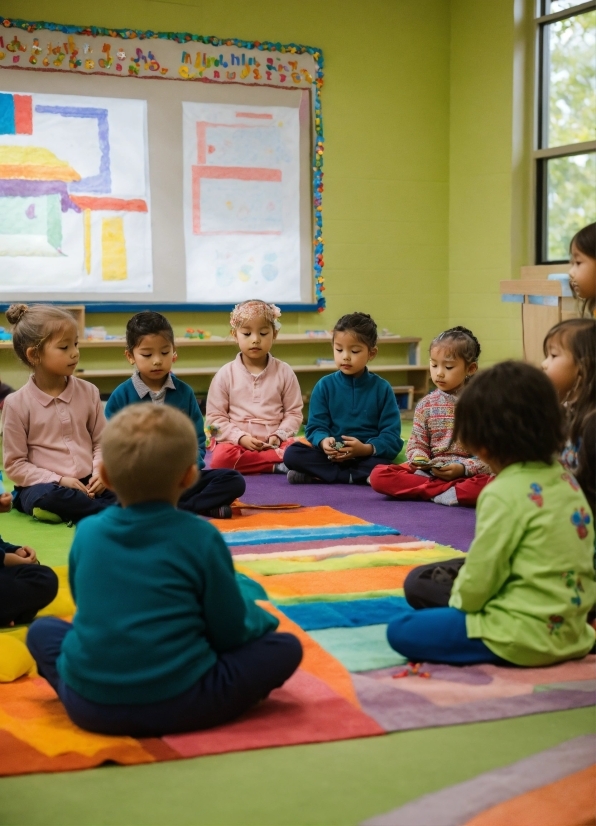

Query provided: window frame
[534,0,596,263]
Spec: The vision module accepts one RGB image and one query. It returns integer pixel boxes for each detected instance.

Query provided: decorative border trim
[0,15,326,311]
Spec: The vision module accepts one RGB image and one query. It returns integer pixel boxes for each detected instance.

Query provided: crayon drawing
[183,101,300,303]
[0,91,152,293]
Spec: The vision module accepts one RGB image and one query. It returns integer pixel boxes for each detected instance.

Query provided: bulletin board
[0,17,325,311]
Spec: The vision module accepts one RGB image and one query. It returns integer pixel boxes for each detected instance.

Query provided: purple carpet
[239,474,477,551]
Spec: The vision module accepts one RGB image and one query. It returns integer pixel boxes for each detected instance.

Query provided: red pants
[210,441,293,475]
[369,463,492,508]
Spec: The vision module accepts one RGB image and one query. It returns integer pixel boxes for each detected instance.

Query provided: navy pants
[0,564,58,626]
[386,605,507,665]
[284,442,386,484]
[179,468,246,514]
[15,475,117,524]
[403,558,466,609]
[27,617,303,738]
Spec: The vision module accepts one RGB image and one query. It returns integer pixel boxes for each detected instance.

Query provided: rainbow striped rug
[0,505,593,776]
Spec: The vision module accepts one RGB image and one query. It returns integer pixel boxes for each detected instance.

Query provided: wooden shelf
[0,334,421,350]
[75,363,429,380]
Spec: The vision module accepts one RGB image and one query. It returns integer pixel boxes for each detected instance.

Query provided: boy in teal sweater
[27,404,302,737]
[105,311,245,519]
[284,312,402,484]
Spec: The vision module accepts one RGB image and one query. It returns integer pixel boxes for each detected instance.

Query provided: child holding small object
[0,491,58,627]
[105,311,245,519]
[542,317,596,474]
[206,301,303,475]
[2,304,117,524]
[27,405,302,737]
[569,222,596,318]
[370,326,492,507]
[283,313,402,484]
[389,361,595,667]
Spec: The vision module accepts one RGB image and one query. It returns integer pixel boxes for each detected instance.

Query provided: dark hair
[543,318,596,444]
[576,409,595,517]
[430,326,481,366]
[126,311,175,351]
[570,222,596,317]
[332,313,378,349]
[453,361,564,467]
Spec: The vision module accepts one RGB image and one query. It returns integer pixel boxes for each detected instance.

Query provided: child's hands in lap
[431,463,465,481]
[0,493,12,513]
[267,435,281,448]
[337,436,374,460]
[240,435,266,451]
[59,476,89,495]
[320,436,340,457]
[4,546,38,566]
[86,475,106,498]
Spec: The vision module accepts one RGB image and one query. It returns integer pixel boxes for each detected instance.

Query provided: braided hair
[430,326,481,368]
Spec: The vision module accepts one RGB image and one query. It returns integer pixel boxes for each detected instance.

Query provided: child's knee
[386,609,416,654]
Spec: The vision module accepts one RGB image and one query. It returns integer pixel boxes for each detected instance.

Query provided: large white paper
[0,91,152,293]
[183,101,300,303]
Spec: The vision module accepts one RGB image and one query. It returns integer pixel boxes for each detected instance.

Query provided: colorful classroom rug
[0,504,594,777]
[362,734,596,826]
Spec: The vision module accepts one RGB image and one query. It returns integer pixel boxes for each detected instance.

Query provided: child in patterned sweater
[370,326,492,507]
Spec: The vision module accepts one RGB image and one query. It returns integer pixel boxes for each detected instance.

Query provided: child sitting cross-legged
[370,326,493,507]
[105,311,245,519]
[26,405,302,737]
[206,300,303,474]
[388,361,595,667]
[283,312,403,484]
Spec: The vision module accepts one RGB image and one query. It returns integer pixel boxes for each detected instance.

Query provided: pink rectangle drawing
[192,165,283,235]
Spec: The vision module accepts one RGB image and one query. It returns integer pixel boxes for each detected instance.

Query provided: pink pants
[210,441,293,475]
[369,462,492,508]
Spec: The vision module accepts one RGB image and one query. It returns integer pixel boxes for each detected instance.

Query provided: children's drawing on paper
[0,91,152,292]
[183,102,300,303]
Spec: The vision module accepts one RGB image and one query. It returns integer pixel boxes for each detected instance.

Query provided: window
[535,0,596,262]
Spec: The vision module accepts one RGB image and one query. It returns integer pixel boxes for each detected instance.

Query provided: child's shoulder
[169,374,195,395]
[414,388,448,412]
[69,375,101,403]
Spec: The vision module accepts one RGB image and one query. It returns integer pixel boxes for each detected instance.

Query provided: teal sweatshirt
[306,369,403,460]
[57,503,278,704]
[105,375,206,469]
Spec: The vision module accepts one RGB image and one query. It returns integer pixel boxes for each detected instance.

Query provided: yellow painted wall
[0,0,527,390]
[448,0,524,364]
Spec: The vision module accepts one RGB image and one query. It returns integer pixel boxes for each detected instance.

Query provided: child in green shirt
[388,361,595,667]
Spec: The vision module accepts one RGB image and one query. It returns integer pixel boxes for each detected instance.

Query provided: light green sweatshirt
[449,461,595,666]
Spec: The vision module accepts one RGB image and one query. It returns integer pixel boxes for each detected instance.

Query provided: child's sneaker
[274,462,289,474]
[199,505,233,519]
[32,507,63,524]
[287,470,315,484]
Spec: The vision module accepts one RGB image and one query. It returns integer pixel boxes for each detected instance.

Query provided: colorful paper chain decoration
[1,15,326,311]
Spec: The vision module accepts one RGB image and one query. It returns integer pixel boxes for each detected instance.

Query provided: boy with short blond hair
[27,405,302,737]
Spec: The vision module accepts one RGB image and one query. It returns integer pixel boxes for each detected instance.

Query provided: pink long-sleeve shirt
[2,376,106,487]
[206,353,303,445]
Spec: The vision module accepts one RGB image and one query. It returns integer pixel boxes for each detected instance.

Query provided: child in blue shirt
[105,311,245,519]
[26,404,302,737]
[284,312,403,484]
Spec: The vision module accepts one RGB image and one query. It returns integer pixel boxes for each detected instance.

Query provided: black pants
[15,476,118,524]
[283,442,386,484]
[0,564,59,626]
[403,558,466,609]
[28,618,303,738]
[178,468,246,514]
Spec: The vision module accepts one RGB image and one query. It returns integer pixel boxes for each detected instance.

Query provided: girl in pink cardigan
[2,304,117,524]
[206,301,303,474]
